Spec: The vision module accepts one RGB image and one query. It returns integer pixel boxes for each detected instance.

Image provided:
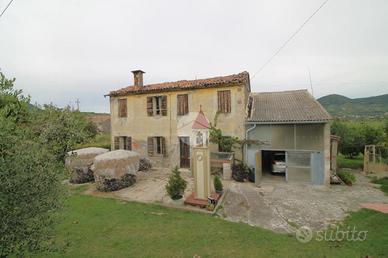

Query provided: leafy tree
[0,72,98,256]
[165,166,187,200]
[209,112,239,152]
[384,118,388,145]
[0,72,30,123]
[331,119,385,158]
[31,105,98,162]
[0,117,64,257]
[0,73,65,256]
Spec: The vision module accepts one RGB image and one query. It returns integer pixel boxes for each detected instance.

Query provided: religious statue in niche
[196,131,204,147]
[192,106,210,147]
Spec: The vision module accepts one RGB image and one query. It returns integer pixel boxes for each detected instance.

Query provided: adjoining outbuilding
[245,90,332,185]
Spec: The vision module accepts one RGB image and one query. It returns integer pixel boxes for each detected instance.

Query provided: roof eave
[107,82,246,97]
[245,120,331,125]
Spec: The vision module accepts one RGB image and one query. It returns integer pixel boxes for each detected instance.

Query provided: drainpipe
[244,123,257,163]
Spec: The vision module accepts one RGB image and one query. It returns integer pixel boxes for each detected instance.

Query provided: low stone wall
[65,147,109,184]
[92,150,140,192]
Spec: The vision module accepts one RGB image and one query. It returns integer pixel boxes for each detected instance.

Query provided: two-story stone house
[107,70,250,168]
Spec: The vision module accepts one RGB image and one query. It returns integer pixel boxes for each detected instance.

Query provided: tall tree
[0,72,64,257]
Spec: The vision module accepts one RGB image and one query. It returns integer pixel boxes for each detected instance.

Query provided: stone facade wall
[110,83,249,168]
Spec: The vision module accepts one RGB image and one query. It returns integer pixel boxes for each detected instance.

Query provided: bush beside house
[166,166,187,200]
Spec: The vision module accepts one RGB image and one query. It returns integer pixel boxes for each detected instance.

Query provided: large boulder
[65,147,109,184]
[92,150,140,192]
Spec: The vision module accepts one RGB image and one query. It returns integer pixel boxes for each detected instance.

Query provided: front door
[179,137,190,168]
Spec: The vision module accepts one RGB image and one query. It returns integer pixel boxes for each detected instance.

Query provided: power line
[251,0,329,79]
[0,0,15,20]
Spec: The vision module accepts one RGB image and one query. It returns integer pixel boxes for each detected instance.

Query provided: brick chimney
[131,70,145,87]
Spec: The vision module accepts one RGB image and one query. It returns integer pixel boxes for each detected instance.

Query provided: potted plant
[166,166,187,201]
[206,203,215,211]
[214,175,223,194]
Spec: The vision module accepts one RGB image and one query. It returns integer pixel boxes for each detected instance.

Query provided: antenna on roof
[307,68,314,97]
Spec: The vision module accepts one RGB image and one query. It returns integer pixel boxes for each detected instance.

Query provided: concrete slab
[84,168,194,204]
[217,171,388,233]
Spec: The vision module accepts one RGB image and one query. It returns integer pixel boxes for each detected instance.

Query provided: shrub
[166,166,187,200]
[214,176,223,192]
[337,171,356,186]
[0,114,64,257]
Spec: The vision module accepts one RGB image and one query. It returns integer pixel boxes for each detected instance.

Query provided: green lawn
[36,186,388,258]
[371,177,388,195]
[338,154,364,170]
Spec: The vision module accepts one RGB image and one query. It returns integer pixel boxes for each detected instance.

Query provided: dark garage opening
[261,150,286,178]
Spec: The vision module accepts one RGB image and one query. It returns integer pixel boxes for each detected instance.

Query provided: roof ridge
[250,89,308,95]
[109,71,249,96]
[141,71,249,88]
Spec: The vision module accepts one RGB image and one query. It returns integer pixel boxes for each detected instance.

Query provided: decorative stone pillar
[192,147,211,200]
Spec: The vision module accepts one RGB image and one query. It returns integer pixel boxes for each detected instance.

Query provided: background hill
[318,94,388,119]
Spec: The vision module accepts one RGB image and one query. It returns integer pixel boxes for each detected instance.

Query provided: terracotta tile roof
[247,90,332,123]
[108,71,249,96]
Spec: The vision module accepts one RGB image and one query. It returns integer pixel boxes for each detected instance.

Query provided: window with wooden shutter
[147,95,168,116]
[161,137,167,157]
[177,94,188,116]
[118,98,127,117]
[161,95,167,116]
[123,136,132,150]
[147,136,166,157]
[147,97,153,116]
[217,90,231,113]
[147,137,154,156]
[114,137,120,150]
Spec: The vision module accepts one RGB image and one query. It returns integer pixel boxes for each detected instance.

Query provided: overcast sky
[0,0,387,112]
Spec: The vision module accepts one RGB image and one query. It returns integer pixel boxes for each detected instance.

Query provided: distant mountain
[318,94,388,119]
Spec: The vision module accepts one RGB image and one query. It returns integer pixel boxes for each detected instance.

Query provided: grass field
[371,177,388,195]
[76,133,111,150]
[34,186,388,258]
[338,154,364,170]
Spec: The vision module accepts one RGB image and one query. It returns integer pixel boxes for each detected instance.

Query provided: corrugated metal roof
[247,90,332,123]
[108,71,249,96]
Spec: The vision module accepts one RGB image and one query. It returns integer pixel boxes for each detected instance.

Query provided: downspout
[244,123,257,163]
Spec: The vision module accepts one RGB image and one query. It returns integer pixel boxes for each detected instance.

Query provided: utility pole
[75,98,80,111]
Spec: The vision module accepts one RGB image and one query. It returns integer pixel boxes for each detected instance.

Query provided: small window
[114,136,132,150]
[118,98,127,117]
[147,136,166,156]
[147,96,167,116]
[217,90,231,113]
[122,136,132,150]
[177,94,189,116]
